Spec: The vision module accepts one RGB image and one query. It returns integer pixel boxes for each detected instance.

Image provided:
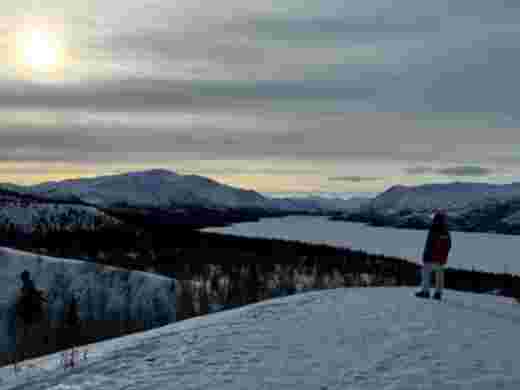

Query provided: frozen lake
[202,216,520,275]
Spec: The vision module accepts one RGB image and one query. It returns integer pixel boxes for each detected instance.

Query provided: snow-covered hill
[1,287,519,389]
[29,169,271,210]
[337,182,520,233]
[370,182,520,213]
[0,191,118,234]
[0,247,176,364]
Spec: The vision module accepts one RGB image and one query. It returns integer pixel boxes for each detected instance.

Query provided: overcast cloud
[1,0,520,191]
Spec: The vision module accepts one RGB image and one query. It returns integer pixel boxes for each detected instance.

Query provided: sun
[23,31,62,69]
[13,28,66,78]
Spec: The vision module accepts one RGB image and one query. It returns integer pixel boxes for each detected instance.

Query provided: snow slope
[0,247,176,360]
[1,287,519,389]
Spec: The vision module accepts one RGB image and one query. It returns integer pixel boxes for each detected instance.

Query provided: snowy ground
[1,287,519,389]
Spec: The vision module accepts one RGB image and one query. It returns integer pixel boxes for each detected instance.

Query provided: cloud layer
[2,0,520,189]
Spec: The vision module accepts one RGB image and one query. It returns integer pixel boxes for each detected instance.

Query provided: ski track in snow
[1,287,520,389]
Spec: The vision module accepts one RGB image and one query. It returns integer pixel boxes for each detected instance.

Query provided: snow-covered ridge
[0,247,176,364]
[0,191,118,233]
[1,287,519,389]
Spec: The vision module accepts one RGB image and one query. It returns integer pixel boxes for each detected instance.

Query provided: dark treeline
[2,219,518,308]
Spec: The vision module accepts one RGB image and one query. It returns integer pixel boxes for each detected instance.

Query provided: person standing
[416,210,452,300]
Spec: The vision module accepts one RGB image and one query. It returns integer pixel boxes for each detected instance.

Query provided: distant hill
[269,195,371,214]
[334,182,520,234]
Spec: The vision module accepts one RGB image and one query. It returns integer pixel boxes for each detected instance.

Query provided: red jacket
[423,231,451,265]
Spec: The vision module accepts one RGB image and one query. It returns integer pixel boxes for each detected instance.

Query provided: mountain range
[6,171,520,234]
[27,169,370,213]
[0,170,370,231]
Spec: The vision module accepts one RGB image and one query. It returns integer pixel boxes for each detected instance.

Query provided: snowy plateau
[0,287,519,389]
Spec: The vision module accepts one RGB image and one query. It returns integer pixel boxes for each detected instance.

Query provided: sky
[1,0,520,194]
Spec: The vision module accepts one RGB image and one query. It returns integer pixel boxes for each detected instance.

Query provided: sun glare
[13,28,66,79]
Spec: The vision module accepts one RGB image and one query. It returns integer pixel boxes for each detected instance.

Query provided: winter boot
[415,290,430,299]
[433,291,442,301]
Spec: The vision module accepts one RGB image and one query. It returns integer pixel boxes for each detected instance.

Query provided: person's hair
[430,211,449,234]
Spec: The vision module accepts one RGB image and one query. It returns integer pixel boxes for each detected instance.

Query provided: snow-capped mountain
[0,247,176,366]
[0,190,118,234]
[1,287,519,389]
[336,182,520,233]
